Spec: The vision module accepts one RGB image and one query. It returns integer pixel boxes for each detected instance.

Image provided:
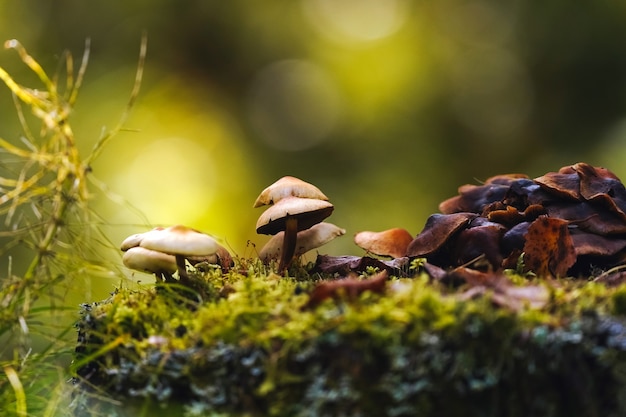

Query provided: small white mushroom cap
[122,246,177,274]
[120,227,166,251]
[259,222,346,261]
[253,176,329,208]
[139,224,220,256]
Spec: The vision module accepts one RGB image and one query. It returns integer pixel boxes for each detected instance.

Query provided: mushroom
[259,222,345,262]
[122,246,177,282]
[253,176,328,208]
[256,196,334,272]
[354,228,413,259]
[132,225,220,284]
[120,227,165,251]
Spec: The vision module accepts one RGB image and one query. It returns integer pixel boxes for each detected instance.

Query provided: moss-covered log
[71,263,626,416]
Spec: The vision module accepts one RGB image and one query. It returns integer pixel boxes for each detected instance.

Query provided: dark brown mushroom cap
[501,221,532,253]
[256,196,334,235]
[420,162,626,276]
[406,212,476,257]
[453,222,506,268]
[504,178,552,207]
[570,229,626,257]
[439,183,510,215]
[573,162,624,200]
[439,174,532,215]
[545,202,626,235]
[534,170,581,201]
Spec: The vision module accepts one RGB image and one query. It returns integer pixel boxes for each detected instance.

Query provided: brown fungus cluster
[407,162,626,277]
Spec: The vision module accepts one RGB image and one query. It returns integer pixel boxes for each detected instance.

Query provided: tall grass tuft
[0,37,146,416]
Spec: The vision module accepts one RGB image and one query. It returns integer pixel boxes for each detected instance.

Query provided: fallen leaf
[491,284,550,311]
[303,270,388,309]
[523,216,576,277]
[443,266,502,287]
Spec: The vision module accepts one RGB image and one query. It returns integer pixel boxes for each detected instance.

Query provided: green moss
[611,286,626,316]
[71,263,626,416]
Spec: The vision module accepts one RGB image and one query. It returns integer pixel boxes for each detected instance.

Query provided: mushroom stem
[278,216,298,272]
[175,255,190,284]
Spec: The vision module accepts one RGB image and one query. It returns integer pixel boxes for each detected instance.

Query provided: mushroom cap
[354,228,413,258]
[122,246,177,274]
[406,212,477,257]
[253,176,329,208]
[120,227,165,251]
[139,224,220,256]
[256,196,334,235]
[259,222,345,261]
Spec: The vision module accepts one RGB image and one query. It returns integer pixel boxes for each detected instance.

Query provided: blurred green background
[3,0,626,290]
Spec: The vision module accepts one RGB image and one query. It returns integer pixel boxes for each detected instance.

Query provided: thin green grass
[0,35,147,417]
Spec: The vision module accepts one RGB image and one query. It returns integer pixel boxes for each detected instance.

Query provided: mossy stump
[71,263,626,417]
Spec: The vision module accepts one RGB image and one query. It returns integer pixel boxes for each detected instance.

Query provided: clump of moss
[71,261,626,417]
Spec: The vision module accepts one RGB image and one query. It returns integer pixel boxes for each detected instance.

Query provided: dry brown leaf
[523,216,576,277]
[303,270,388,309]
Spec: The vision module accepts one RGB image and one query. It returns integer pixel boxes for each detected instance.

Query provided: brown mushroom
[354,228,413,258]
[253,176,329,208]
[406,212,476,258]
[256,196,333,272]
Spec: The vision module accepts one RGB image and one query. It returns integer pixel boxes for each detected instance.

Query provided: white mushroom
[122,246,177,282]
[138,225,220,284]
[259,222,346,262]
[120,227,165,251]
[253,176,329,208]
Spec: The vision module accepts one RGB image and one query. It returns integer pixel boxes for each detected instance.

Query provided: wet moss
[72,262,626,416]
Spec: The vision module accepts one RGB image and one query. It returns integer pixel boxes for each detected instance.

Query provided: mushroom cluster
[254,176,343,271]
[121,225,232,283]
[407,163,626,277]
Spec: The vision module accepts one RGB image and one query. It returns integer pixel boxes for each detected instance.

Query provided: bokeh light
[302,0,409,43]
[247,59,343,151]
